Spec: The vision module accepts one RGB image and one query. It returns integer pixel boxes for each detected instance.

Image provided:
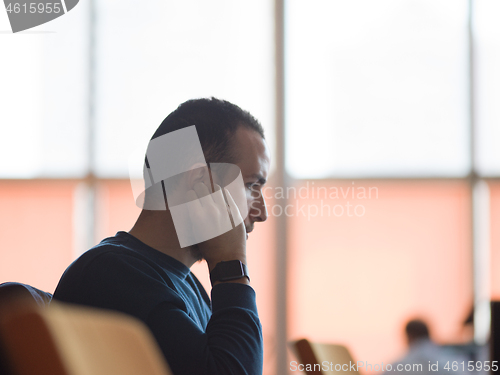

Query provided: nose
[249,192,268,223]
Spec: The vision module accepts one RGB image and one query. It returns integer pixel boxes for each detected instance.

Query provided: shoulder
[61,231,175,281]
[54,240,184,319]
[75,242,166,276]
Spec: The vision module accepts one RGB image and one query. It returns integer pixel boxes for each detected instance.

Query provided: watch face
[220,260,244,279]
[210,260,249,285]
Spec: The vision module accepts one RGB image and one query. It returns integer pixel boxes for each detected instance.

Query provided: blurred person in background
[385,319,466,375]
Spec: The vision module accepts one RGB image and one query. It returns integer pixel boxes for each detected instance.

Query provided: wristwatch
[210,260,250,286]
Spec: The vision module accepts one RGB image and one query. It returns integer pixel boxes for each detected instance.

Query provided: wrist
[209,260,250,286]
[206,255,247,273]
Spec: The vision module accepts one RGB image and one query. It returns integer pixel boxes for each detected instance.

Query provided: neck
[128,209,200,268]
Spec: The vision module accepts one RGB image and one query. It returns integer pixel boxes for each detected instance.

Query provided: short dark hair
[405,319,430,342]
[148,97,264,165]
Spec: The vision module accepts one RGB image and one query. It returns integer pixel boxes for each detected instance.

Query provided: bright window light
[0,3,88,178]
[474,0,500,176]
[93,0,274,177]
[286,0,470,178]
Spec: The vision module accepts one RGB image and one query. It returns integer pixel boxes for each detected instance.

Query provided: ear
[185,163,213,192]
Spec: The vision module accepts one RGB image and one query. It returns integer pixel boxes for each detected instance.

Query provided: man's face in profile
[230,126,270,237]
[147,124,270,255]
[179,126,269,260]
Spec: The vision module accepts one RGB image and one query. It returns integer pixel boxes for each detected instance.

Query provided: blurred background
[1,1,499,374]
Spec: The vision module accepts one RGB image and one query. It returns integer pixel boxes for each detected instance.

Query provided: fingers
[211,184,226,208]
[190,182,226,214]
[188,183,240,226]
[185,189,198,203]
[224,188,243,227]
[185,189,202,212]
[193,182,211,205]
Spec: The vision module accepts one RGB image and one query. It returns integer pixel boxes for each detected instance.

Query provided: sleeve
[147,283,263,375]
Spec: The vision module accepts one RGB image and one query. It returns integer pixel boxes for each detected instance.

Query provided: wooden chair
[0,301,173,375]
[290,338,360,375]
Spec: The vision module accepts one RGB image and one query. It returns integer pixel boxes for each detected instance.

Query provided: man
[385,319,466,375]
[54,98,270,375]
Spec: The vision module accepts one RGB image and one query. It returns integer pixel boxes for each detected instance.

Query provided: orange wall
[3,179,499,374]
[490,182,500,299]
[0,181,76,292]
[287,181,472,371]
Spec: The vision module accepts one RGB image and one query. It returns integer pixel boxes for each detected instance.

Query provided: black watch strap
[210,260,250,286]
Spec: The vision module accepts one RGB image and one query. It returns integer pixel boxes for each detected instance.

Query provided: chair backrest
[291,338,360,375]
[0,301,173,375]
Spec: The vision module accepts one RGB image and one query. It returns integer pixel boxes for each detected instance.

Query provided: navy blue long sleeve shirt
[53,231,263,375]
